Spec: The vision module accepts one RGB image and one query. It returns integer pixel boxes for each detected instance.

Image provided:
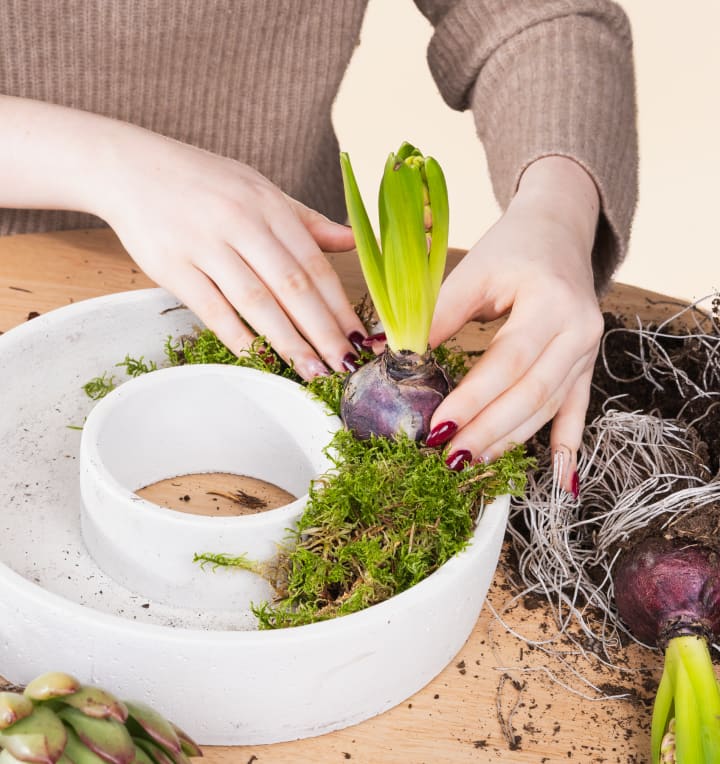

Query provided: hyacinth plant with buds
[339,142,453,442]
[0,672,201,764]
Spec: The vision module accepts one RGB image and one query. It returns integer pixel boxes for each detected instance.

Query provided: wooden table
[1,229,685,764]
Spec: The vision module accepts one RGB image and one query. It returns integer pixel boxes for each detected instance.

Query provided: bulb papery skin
[340,347,451,441]
[613,536,720,648]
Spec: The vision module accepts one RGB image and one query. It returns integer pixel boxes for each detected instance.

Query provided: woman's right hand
[98,129,365,379]
[1,96,366,376]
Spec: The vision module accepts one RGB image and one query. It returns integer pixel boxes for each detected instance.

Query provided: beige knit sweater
[0,0,637,290]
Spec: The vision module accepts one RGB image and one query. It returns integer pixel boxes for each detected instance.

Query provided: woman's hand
[99,131,365,380]
[0,97,366,377]
[426,157,603,494]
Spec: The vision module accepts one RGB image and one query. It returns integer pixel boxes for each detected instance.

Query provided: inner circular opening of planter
[95,369,319,505]
[80,364,340,609]
[136,472,296,516]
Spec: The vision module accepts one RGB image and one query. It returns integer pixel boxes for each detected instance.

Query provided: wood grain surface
[0,228,691,763]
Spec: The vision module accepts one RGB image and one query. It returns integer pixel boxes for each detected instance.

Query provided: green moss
[431,341,469,383]
[116,354,158,377]
[305,371,346,416]
[248,433,532,629]
[82,373,116,400]
[166,331,301,379]
[192,552,261,576]
[82,332,302,399]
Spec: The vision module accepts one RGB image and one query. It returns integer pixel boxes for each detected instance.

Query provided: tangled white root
[491,294,720,698]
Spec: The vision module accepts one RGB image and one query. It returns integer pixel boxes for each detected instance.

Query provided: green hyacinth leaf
[57,707,134,764]
[340,141,449,355]
[394,141,418,162]
[0,706,67,764]
[169,725,202,759]
[61,687,128,724]
[379,151,432,353]
[339,151,395,340]
[123,704,181,757]
[650,664,674,764]
[423,156,449,302]
[24,674,81,703]
[61,728,107,764]
[0,694,34,731]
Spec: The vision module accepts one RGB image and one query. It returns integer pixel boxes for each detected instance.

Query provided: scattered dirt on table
[496,302,719,757]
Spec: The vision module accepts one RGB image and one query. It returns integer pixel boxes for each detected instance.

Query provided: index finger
[428,307,561,435]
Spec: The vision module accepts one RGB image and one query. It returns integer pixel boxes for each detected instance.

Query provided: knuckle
[281,268,311,297]
[527,376,552,413]
[239,282,269,311]
[303,252,334,282]
[255,183,287,213]
[586,307,605,344]
[196,296,228,327]
[214,196,243,223]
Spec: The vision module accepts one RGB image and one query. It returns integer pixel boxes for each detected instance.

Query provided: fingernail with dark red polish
[361,332,386,347]
[342,352,360,373]
[347,331,366,353]
[305,360,331,379]
[445,449,472,472]
[571,470,580,499]
[425,420,458,448]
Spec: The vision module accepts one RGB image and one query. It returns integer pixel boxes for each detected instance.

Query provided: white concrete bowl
[0,289,510,745]
[80,365,340,610]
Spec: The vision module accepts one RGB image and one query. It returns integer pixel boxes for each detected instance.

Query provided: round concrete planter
[80,364,341,610]
[0,289,509,745]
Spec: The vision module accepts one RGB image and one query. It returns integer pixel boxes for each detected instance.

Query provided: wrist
[0,96,147,221]
[513,156,600,253]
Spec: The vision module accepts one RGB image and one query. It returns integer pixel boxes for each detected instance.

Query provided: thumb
[428,260,491,348]
[291,200,356,252]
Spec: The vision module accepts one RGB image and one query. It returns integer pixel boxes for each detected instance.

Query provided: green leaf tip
[340,142,449,355]
[651,635,720,764]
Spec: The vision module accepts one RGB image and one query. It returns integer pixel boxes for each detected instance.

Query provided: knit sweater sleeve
[412,0,638,293]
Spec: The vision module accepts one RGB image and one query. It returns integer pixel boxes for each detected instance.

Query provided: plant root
[493,294,720,697]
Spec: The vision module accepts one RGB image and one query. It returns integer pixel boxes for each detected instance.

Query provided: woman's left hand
[426,156,603,495]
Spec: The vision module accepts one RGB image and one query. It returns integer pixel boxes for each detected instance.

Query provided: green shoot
[340,142,449,355]
[652,635,720,763]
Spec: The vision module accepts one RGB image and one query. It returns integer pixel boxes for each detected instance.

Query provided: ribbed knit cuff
[423,0,638,293]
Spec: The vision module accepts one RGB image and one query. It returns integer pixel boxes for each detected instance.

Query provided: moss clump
[210,432,532,629]
[83,331,349,414]
[165,331,300,379]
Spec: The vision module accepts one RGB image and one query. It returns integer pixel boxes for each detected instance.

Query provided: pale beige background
[334,0,718,302]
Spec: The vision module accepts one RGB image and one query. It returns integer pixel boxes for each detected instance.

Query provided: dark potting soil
[520,305,720,597]
[588,311,720,475]
[529,309,720,476]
